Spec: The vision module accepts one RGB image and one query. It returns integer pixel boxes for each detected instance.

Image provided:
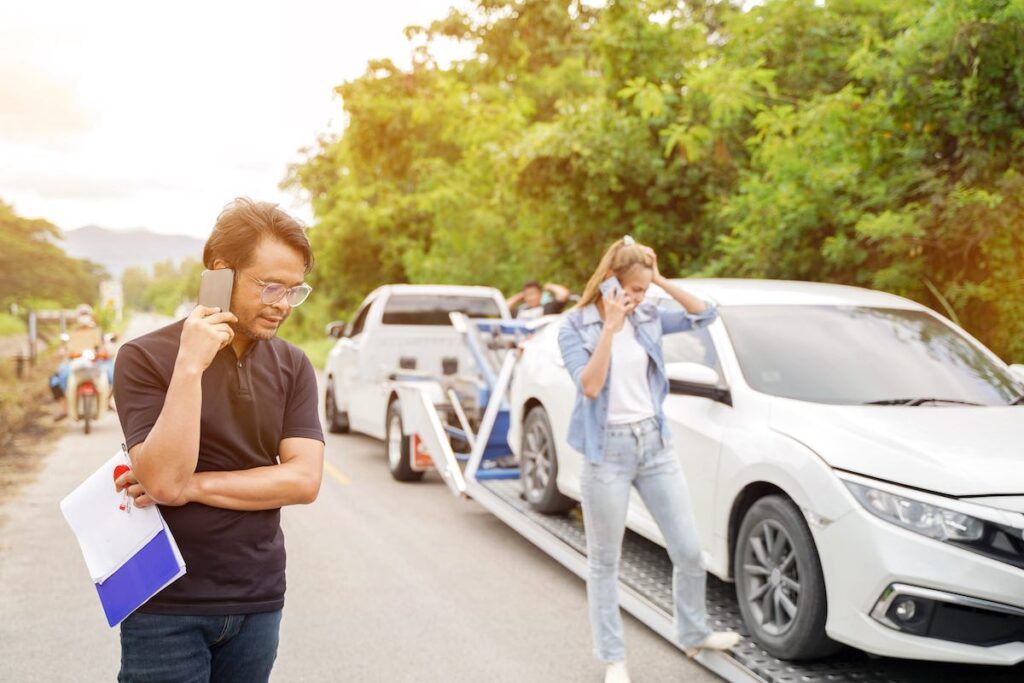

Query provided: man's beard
[233,312,287,341]
[241,325,277,341]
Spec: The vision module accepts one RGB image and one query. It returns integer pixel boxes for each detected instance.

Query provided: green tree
[289,0,1024,361]
[120,258,203,316]
[0,200,106,310]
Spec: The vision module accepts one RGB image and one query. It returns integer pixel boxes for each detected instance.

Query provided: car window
[381,295,503,325]
[656,299,723,377]
[348,301,372,337]
[720,305,1023,405]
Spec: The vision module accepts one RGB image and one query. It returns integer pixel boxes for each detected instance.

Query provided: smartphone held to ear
[198,269,234,314]
[598,275,622,299]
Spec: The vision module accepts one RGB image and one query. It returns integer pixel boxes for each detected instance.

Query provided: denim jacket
[557,299,719,463]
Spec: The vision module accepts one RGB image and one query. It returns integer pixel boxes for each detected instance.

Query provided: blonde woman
[558,238,739,682]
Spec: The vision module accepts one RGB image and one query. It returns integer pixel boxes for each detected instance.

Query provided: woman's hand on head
[640,245,661,280]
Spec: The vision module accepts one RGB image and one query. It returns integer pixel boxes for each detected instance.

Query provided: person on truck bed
[558,237,740,683]
[506,279,570,321]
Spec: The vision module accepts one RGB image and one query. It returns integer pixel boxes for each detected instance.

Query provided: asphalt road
[0,315,719,682]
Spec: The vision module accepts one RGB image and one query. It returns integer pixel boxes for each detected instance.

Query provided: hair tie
[622,235,635,246]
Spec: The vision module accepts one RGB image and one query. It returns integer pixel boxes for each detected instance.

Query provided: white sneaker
[684,631,741,658]
[604,660,631,683]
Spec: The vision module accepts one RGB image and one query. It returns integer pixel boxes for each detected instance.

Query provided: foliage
[288,0,1024,361]
[0,348,58,457]
[0,200,107,311]
[122,259,204,316]
[286,336,336,371]
[0,313,24,337]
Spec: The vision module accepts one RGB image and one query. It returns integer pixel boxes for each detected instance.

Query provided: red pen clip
[113,464,132,512]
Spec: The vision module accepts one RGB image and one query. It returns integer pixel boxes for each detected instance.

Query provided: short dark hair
[523,279,541,291]
[203,197,314,274]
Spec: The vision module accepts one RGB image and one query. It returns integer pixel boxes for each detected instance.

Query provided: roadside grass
[0,313,25,337]
[295,336,335,370]
[0,350,61,516]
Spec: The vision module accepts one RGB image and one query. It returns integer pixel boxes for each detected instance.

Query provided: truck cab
[323,284,510,448]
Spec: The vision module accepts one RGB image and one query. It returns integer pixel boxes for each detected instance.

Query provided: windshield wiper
[862,397,984,407]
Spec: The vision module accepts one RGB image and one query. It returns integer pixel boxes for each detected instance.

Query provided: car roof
[659,278,929,311]
[373,284,504,298]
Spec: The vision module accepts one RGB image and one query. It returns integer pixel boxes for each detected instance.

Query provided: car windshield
[382,295,503,325]
[720,305,1022,406]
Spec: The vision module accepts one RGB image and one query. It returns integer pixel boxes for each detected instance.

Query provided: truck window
[348,302,372,337]
[381,295,502,326]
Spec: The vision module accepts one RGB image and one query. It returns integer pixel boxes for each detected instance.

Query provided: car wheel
[734,495,840,660]
[521,406,575,514]
[325,382,350,434]
[386,399,423,482]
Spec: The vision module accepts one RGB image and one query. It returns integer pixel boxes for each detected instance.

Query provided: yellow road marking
[324,459,351,486]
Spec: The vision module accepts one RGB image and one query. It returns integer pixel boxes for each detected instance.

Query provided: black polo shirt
[113,319,324,615]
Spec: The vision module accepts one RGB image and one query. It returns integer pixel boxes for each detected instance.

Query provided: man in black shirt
[113,198,325,683]
[507,279,571,321]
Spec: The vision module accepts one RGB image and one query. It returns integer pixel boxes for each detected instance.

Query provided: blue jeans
[118,610,282,683]
[580,417,711,662]
[99,358,115,386]
[52,360,71,393]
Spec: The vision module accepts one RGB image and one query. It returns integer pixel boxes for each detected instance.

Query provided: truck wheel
[325,382,350,434]
[734,495,840,660]
[521,406,575,514]
[386,399,423,482]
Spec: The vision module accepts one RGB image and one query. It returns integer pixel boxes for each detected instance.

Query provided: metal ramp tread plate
[478,479,1024,683]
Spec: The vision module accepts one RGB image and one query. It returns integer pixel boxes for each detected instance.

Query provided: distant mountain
[61,226,206,277]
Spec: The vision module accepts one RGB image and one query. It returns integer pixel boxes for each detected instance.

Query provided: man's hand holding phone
[177,306,237,374]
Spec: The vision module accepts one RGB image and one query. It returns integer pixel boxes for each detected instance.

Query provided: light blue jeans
[580,417,711,662]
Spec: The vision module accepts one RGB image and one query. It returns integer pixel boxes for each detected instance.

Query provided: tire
[325,381,350,434]
[82,394,93,435]
[386,399,423,482]
[520,406,575,514]
[734,495,840,660]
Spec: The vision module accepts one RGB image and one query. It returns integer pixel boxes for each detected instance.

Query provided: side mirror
[666,362,731,405]
[326,321,346,339]
[1010,364,1024,383]
[666,362,719,386]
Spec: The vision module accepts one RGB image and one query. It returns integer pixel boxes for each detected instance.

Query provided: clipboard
[60,446,186,626]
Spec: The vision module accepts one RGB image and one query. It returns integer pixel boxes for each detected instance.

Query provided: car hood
[769,399,1024,497]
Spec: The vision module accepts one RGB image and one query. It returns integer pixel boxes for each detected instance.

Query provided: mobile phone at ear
[198,269,234,314]
[598,276,622,299]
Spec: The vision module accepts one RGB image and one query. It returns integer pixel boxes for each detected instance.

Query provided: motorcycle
[67,348,111,435]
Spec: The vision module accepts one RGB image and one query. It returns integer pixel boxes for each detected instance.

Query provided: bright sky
[0,0,471,237]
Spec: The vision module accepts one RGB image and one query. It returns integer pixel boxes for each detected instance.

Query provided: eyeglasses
[242,271,313,307]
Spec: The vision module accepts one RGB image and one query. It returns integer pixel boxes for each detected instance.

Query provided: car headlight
[844,481,984,542]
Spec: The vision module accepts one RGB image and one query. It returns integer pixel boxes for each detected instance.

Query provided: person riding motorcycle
[50,305,111,421]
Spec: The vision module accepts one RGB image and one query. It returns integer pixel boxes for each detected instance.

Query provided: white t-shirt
[607,318,656,425]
